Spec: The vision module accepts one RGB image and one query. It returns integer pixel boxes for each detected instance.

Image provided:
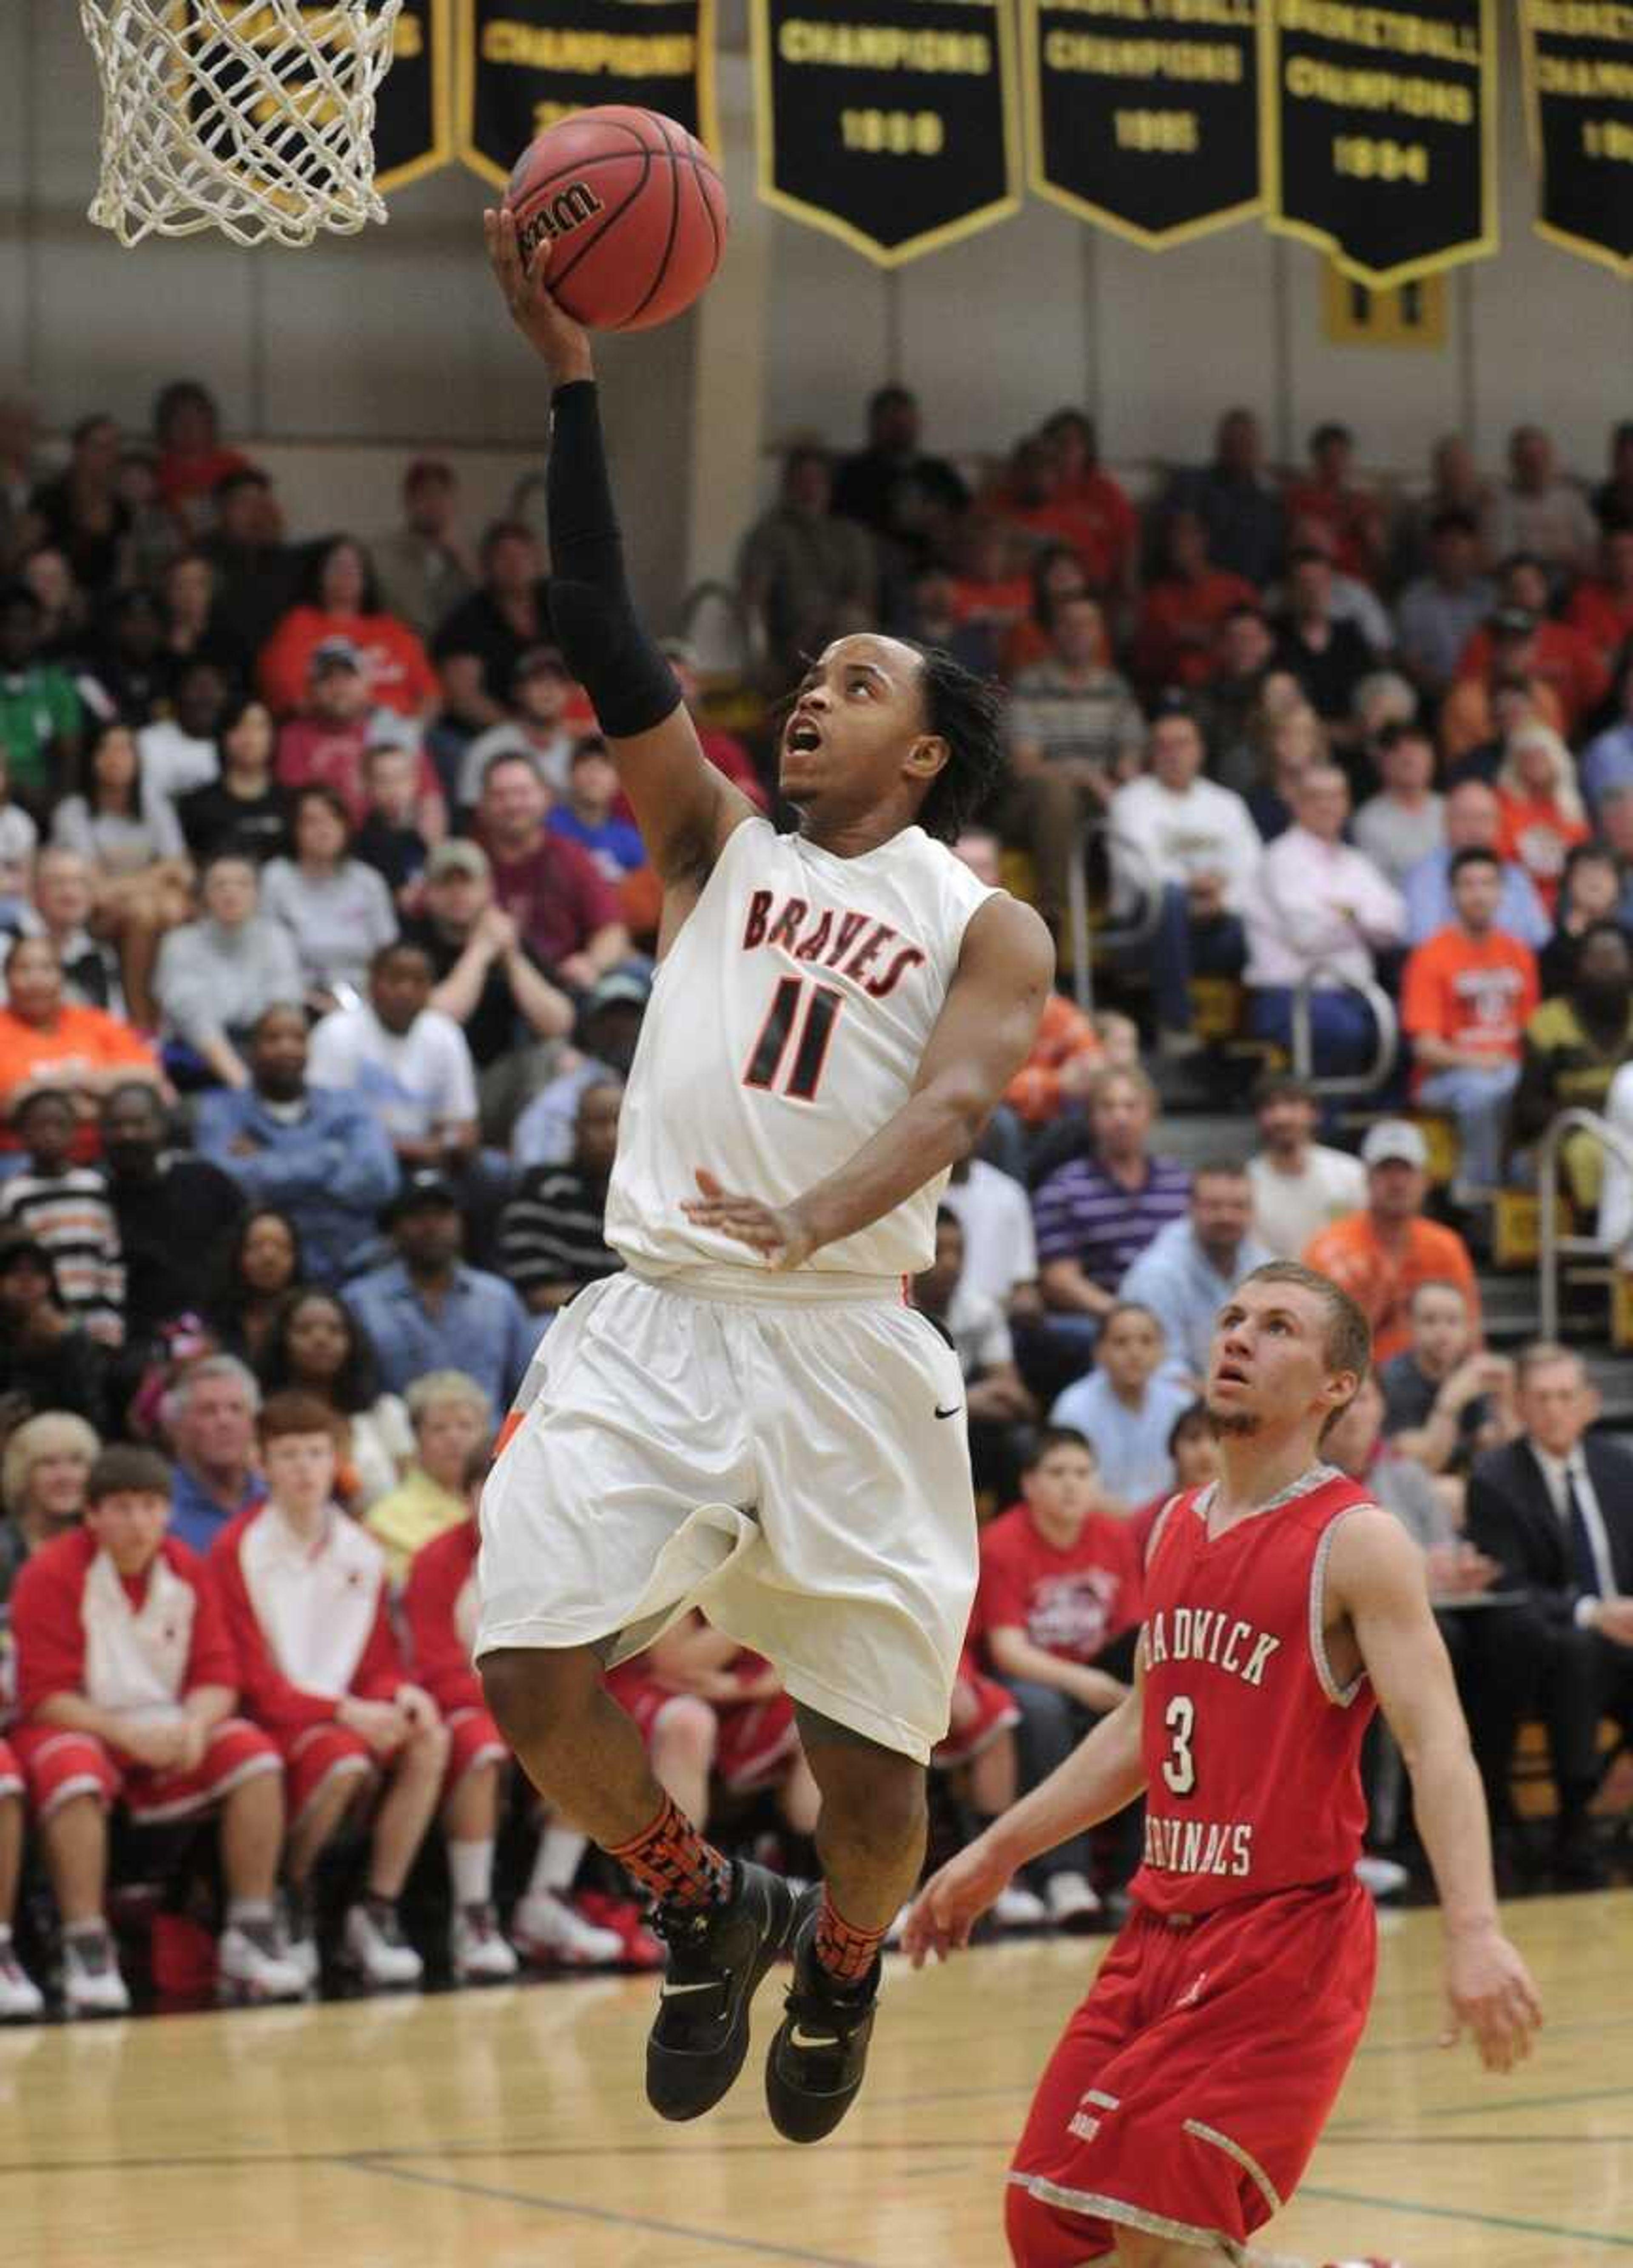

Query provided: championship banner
[750,0,1022,264]
[456,0,718,188]
[1521,0,1633,274]
[1024,0,1262,249]
[375,0,454,192]
[1262,0,1496,287]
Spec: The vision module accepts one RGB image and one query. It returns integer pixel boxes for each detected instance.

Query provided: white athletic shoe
[0,1941,44,2023]
[341,1902,423,1990]
[451,1903,520,1985]
[62,1927,131,2018]
[1354,1855,1410,1901]
[1044,1871,1101,1932]
[509,1890,624,1970]
[217,1921,307,2004]
[993,1883,1050,1930]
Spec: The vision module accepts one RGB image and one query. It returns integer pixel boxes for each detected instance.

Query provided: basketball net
[78,0,403,249]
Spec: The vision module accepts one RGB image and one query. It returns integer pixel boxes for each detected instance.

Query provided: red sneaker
[577,1890,664,1970]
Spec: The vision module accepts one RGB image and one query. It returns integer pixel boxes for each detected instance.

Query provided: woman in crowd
[159,550,245,682]
[1495,719,1590,917]
[1538,844,1630,999]
[176,693,290,866]
[257,1286,411,1510]
[205,1208,303,1367]
[1246,687,1328,840]
[0,936,161,1147]
[999,542,1089,680]
[261,785,398,1010]
[0,1407,100,1601]
[258,535,437,721]
[154,852,304,1090]
[51,720,193,1026]
[29,414,128,594]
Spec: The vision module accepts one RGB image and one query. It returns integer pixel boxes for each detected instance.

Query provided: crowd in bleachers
[0,375,1630,2024]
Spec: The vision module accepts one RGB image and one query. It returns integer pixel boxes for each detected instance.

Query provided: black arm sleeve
[546,381,682,740]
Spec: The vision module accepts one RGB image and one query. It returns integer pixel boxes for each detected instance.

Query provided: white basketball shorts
[475,1268,978,1764]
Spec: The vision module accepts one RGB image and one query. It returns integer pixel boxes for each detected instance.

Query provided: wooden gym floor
[2,1895,1630,2268]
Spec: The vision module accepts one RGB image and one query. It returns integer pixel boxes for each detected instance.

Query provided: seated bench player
[401,1447,625,1976]
[210,1392,449,1993]
[604,1613,822,1855]
[0,1739,45,2020]
[9,1446,303,2015]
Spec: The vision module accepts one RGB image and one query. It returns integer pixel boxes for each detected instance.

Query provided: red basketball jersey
[1130,1464,1378,1917]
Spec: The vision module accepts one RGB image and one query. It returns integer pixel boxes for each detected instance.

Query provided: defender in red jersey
[906,1262,1541,2268]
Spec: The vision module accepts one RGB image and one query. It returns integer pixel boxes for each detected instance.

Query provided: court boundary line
[1298,2182,1633,2251]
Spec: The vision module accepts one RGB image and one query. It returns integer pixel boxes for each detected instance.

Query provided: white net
[78,0,404,250]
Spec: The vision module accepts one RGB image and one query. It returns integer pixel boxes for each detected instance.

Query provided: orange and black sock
[606,1794,732,1911]
[813,1888,884,1987]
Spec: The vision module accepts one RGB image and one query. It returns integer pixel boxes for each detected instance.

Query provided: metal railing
[1538,1107,1633,1340]
[1067,825,1165,1015]
[1289,965,1399,1098]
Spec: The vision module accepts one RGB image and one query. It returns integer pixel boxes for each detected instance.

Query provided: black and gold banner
[455,0,718,188]
[1522,0,1633,274]
[376,0,454,191]
[1024,0,1261,248]
[750,0,1022,263]
[1263,0,1496,286]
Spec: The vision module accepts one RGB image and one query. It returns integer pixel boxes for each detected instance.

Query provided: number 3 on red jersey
[1162,1694,1196,1796]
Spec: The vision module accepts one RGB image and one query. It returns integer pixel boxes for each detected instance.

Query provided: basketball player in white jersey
[476,207,1054,2142]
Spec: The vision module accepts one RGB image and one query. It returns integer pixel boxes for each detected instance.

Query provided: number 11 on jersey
[744,974,845,1103]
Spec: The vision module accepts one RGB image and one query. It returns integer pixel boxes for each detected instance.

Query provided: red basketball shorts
[606,1660,800,1793]
[443,1705,508,1793]
[13,1718,280,1825]
[1007,1875,1377,2265]
[276,1723,376,1824]
[0,1738,20,1802]
[932,1663,1020,1770]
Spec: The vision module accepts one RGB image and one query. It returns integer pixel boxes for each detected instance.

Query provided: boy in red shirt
[211,1392,448,1993]
[979,1428,1143,1927]
[402,1452,624,1975]
[10,1445,301,2015]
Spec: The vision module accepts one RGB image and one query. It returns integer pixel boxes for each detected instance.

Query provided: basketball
[504,106,728,333]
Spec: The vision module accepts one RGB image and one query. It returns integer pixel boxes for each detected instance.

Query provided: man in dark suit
[1466,1341,1633,1887]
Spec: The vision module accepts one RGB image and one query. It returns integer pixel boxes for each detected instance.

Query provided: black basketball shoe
[646,1861,797,2121]
[764,1886,882,2144]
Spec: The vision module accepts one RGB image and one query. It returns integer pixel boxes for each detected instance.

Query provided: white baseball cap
[1361,1119,1428,1170]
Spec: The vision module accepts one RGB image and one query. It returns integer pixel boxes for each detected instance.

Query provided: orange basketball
[505,106,728,334]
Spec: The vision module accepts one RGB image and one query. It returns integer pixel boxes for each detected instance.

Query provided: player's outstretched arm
[1330,1510,1543,2074]
[683,894,1055,1266]
[485,209,754,901]
[902,1660,1147,1968]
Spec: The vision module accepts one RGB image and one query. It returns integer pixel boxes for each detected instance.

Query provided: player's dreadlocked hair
[913,645,1007,843]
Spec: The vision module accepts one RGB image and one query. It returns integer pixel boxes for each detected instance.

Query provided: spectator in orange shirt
[949,515,1033,640]
[1283,421,1387,586]
[1494,721,1589,916]
[1132,510,1258,694]
[0,936,162,1153]
[259,537,438,723]
[1402,847,1539,1194]
[1455,558,1608,734]
[1303,1120,1482,1364]
[1566,520,1633,672]
[1038,410,1139,598]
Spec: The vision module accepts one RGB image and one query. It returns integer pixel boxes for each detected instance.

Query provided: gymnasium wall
[3,2,1632,612]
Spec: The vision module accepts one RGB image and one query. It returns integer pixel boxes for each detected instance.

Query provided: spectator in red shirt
[11,1443,301,2015]
[475,751,630,989]
[1283,420,1387,586]
[211,1392,449,1992]
[259,537,438,723]
[1039,409,1138,599]
[276,637,444,834]
[1132,509,1259,693]
[978,1427,1144,1922]
[1567,520,1633,672]
[152,381,250,534]
[995,434,1128,602]
[1456,555,1609,734]
[402,1449,626,1972]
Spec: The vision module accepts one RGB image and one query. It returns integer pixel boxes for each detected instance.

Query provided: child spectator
[1129,1400,1220,1553]
[258,1289,412,1512]
[547,736,646,882]
[353,743,433,905]
[498,1078,623,1315]
[259,536,438,722]
[1049,1302,1195,1508]
[261,786,399,1010]
[365,1370,491,1583]
[0,1089,124,1343]
[211,1392,449,1991]
[978,1428,1144,1925]
[605,1612,821,1856]
[153,853,305,1092]
[11,1444,302,2013]
[401,1449,624,1970]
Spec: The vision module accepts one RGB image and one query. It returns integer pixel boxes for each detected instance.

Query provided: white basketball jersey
[606,817,997,1283]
